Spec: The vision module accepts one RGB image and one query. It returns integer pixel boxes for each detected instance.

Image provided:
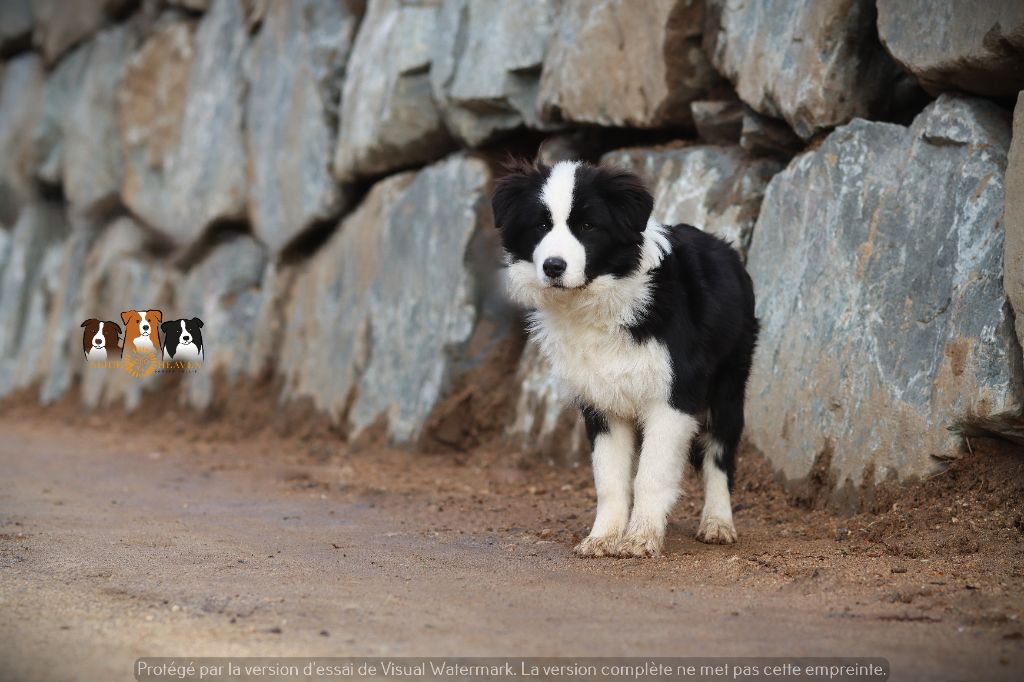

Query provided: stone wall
[0,0,1021,498]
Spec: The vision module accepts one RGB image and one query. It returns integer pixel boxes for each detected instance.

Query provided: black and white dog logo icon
[160,317,204,362]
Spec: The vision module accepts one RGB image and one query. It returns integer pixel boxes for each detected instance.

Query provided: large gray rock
[334,0,454,181]
[19,217,101,404]
[245,262,293,381]
[0,226,10,278]
[168,0,211,10]
[0,203,68,397]
[431,0,559,146]
[878,1,1024,98]
[1006,92,1024,371]
[690,99,744,145]
[602,144,781,256]
[739,108,804,158]
[705,0,906,140]
[0,0,33,55]
[280,155,490,442]
[2,232,69,396]
[119,0,247,248]
[62,26,137,216]
[31,42,90,187]
[538,0,716,128]
[747,95,1022,488]
[174,235,268,409]
[245,0,363,254]
[0,54,45,224]
[31,0,133,64]
[506,339,587,464]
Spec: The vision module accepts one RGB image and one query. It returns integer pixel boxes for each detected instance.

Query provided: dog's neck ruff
[505,219,671,332]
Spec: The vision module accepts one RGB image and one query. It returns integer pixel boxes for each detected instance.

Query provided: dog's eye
[581,223,593,232]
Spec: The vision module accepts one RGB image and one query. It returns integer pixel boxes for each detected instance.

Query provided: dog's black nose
[182,336,190,343]
[142,325,149,331]
[543,257,567,278]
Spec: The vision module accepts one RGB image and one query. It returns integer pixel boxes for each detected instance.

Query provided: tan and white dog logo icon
[121,309,162,358]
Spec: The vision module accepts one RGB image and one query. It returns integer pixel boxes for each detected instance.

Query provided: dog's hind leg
[697,355,751,545]
[615,404,699,558]
[574,407,634,557]
[696,433,737,544]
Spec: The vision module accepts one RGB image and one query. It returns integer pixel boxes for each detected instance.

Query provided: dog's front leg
[615,404,699,558]
[574,415,634,557]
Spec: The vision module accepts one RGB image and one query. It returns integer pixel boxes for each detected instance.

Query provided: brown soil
[1,395,1023,681]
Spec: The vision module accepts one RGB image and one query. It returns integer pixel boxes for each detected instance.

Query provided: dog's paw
[696,516,737,544]
[613,530,663,558]
[573,534,621,558]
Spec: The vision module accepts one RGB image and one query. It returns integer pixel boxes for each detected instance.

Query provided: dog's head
[81,319,121,355]
[121,309,162,347]
[161,317,204,355]
[491,160,654,296]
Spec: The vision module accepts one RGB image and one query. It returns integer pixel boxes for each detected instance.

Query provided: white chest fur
[532,309,672,420]
[172,343,201,361]
[134,336,155,352]
[506,220,675,421]
[85,347,107,362]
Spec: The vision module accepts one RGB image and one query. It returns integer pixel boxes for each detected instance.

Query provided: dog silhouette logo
[80,319,122,362]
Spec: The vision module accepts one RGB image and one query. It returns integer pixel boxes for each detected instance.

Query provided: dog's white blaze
[540,160,577,226]
[92,322,105,347]
[534,161,587,288]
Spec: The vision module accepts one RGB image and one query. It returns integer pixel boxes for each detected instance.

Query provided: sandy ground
[1,412,1023,682]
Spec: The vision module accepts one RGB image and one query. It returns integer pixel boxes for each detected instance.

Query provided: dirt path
[1,416,1022,681]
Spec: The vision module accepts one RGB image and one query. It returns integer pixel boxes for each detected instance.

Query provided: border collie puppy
[492,160,758,558]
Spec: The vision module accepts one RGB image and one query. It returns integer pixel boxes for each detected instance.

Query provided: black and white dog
[161,318,204,362]
[492,160,758,558]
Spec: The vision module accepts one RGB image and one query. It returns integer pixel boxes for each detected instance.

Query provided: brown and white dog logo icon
[121,310,162,358]
[81,319,122,361]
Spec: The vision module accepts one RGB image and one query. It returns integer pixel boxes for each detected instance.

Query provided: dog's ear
[107,322,122,337]
[191,317,204,329]
[160,320,175,334]
[81,319,97,328]
[150,309,162,324]
[597,168,654,236]
[121,310,135,326]
[491,160,544,231]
